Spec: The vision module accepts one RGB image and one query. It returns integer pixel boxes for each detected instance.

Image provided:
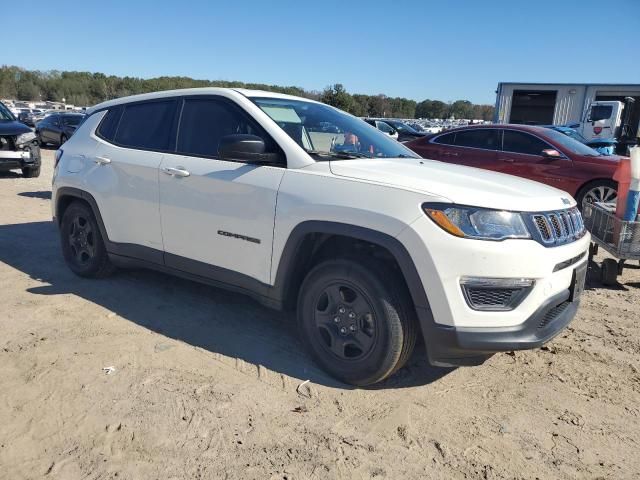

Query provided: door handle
[162,166,190,177]
[94,156,111,165]
[501,158,515,163]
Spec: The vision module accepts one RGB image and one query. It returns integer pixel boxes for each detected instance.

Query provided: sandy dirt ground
[1,149,639,480]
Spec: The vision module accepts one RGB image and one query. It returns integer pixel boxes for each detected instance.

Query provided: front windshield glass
[0,103,16,121]
[252,98,419,159]
[544,128,601,156]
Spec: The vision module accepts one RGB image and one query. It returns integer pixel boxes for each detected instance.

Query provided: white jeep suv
[52,88,590,386]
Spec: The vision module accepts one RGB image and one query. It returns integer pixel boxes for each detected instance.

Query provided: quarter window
[114,101,176,150]
[454,129,500,150]
[502,130,550,156]
[96,106,123,141]
[177,98,279,161]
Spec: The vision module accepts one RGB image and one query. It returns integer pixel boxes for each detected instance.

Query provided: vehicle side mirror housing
[542,148,562,159]
[218,134,281,164]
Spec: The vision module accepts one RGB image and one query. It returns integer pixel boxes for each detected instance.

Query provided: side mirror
[542,148,562,159]
[218,134,281,164]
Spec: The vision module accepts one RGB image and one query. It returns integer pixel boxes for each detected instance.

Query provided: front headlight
[15,131,36,146]
[423,204,531,241]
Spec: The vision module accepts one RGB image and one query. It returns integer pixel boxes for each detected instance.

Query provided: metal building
[494,82,640,127]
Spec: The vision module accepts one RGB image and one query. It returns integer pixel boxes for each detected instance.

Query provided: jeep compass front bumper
[418,288,579,367]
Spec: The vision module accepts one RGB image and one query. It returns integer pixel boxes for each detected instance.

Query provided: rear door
[409,131,456,160]
[86,100,177,257]
[497,129,571,191]
[158,96,285,284]
[40,115,56,143]
[446,129,501,170]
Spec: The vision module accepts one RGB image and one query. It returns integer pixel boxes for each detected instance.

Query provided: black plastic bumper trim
[418,289,578,367]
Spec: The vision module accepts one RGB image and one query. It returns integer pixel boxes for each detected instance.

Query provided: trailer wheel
[601,258,619,286]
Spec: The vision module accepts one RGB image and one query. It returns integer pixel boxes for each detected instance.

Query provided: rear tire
[297,258,416,386]
[22,165,40,178]
[60,201,115,278]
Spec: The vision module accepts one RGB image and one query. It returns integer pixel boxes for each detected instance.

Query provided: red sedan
[405,124,620,208]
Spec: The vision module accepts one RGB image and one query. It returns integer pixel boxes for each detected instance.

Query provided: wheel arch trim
[271,221,431,311]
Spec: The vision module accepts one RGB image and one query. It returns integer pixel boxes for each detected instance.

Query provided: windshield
[0,103,16,121]
[588,105,613,122]
[544,128,601,156]
[252,98,419,159]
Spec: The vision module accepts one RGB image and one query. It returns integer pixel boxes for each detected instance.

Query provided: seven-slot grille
[530,207,585,246]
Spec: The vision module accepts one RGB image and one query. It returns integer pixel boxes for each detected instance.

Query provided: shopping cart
[583,202,640,285]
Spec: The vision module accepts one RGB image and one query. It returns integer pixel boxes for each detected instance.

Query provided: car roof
[86,87,319,115]
[438,124,552,135]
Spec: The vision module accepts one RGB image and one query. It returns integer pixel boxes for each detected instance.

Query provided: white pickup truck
[52,88,590,385]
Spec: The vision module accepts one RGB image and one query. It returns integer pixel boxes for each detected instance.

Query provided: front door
[497,129,573,192]
[444,128,501,170]
[158,97,286,284]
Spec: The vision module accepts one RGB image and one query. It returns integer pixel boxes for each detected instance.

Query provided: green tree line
[0,66,494,120]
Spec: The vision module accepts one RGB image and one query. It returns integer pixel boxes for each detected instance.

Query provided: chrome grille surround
[528,207,586,247]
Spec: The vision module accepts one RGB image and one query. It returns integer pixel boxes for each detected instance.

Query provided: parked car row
[364,118,427,143]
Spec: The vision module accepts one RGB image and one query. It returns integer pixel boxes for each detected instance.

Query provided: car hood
[0,120,31,136]
[329,157,575,212]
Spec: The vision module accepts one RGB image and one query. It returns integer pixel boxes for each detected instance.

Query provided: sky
[4,0,639,104]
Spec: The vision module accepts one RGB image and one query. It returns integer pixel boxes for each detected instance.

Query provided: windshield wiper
[306,150,372,160]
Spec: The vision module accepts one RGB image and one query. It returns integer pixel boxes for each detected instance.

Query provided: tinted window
[433,132,456,145]
[61,115,84,126]
[114,101,176,150]
[177,98,276,159]
[96,106,123,141]
[503,130,550,155]
[588,105,613,122]
[454,129,500,150]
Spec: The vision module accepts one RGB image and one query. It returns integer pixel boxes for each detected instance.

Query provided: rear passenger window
[455,129,500,150]
[114,101,176,150]
[503,130,550,156]
[96,106,122,141]
[177,98,280,161]
[433,132,456,145]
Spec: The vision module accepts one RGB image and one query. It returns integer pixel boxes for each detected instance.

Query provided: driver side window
[502,130,550,156]
[177,98,282,163]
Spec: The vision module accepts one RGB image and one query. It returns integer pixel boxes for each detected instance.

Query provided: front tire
[576,179,617,210]
[297,258,416,386]
[60,201,114,278]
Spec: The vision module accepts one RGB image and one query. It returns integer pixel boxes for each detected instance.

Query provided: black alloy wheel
[313,281,377,361]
